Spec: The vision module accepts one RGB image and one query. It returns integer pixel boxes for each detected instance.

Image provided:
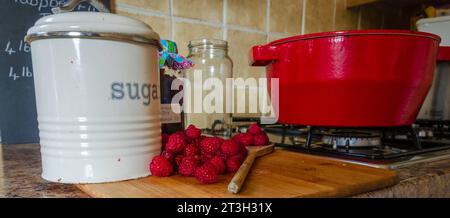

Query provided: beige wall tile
[227,0,267,31]
[227,30,267,79]
[269,0,303,34]
[334,0,359,30]
[268,34,291,42]
[115,0,169,13]
[173,22,223,56]
[304,0,336,34]
[228,30,268,117]
[116,10,171,39]
[173,0,223,22]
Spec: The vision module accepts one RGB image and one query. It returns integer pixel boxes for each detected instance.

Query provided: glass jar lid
[188,39,228,50]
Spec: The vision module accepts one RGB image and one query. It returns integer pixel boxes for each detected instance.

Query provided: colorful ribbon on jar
[159,39,194,70]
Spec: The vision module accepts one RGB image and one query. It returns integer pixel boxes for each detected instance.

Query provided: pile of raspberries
[149,123,270,184]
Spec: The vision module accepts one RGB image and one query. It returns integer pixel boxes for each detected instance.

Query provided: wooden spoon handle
[227,151,257,194]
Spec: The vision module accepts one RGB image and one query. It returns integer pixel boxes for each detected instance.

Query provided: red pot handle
[249,45,279,66]
[438,46,450,62]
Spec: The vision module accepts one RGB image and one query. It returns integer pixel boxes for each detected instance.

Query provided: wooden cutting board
[77,150,398,198]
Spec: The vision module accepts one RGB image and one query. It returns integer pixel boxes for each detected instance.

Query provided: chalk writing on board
[4,39,33,81]
[14,0,61,11]
[14,0,98,16]
[4,40,31,55]
[8,66,33,81]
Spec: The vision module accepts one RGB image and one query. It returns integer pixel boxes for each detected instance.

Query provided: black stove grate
[262,124,450,160]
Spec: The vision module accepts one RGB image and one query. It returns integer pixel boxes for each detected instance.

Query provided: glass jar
[184,39,233,137]
[160,65,184,134]
[159,39,193,134]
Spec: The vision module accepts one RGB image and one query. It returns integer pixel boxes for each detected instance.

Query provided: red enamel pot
[250,30,450,127]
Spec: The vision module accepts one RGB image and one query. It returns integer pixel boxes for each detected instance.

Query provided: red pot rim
[269,30,442,46]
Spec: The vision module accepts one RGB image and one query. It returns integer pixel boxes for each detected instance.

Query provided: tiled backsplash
[113,0,407,79]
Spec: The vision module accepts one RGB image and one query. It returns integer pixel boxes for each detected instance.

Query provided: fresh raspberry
[174,155,184,169]
[195,163,219,184]
[173,131,188,141]
[161,133,169,150]
[209,155,226,174]
[149,155,173,177]
[220,140,240,157]
[254,133,270,146]
[178,157,199,176]
[183,144,200,157]
[226,155,245,173]
[239,144,248,157]
[200,137,221,155]
[217,137,225,143]
[185,124,202,139]
[232,134,242,143]
[233,133,254,147]
[191,136,204,147]
[161,151,174,162]
[248,123,263,135]
[193,154,203,165]
[165,133,187,154]
[216,150,228,161]
[199,153,214,164]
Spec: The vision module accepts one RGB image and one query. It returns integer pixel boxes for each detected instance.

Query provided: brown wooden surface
[77,150,398,198]
[228,144,275,194]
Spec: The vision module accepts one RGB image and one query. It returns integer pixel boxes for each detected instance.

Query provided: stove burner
[260,123,450,160]
[322,131,381,148]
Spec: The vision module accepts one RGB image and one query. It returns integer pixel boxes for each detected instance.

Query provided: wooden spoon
[227,144,275,194]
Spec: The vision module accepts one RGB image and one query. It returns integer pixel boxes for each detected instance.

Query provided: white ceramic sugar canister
[25,12,162,183]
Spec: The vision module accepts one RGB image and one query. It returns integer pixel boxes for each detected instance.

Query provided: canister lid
[25,12,161,49]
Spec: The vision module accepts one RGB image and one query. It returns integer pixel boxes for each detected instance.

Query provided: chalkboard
[0,0,110,144]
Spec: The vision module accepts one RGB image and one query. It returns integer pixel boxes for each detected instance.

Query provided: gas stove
[234,118,450,169]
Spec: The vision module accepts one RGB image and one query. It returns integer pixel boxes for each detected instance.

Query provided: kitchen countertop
[355,158,450,198]
[1,143,450,198]
[0,144,88,197]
